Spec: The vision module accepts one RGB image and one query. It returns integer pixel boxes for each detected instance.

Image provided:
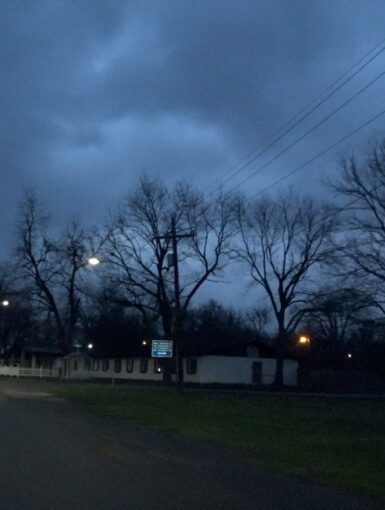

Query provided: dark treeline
[1,138,385,384]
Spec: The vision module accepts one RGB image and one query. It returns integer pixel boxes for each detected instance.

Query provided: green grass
[53,383,385,503]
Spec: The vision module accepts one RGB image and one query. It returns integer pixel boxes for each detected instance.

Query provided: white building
[0,344,299,386]
[54,351,298,386]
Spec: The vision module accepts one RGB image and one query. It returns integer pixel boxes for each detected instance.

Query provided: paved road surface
[0,380,380,510]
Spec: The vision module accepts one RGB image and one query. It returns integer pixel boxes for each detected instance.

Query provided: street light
[298,335,310,345]
[87,343,94,350]
[87,257,100,266]
[1,300,9,307]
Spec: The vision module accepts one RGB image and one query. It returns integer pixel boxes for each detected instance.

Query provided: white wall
[184,356,254,384]
[282,359,298,386]
[61,357,164,382]
[29,354,299,387]
[184,356,298,386]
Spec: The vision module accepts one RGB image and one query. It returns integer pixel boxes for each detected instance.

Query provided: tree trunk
[174,320,184,388]
[274,318,286,388]
[161,312,174,384]
[274,352,285,387]
[274,326,286,387]
[57,326,69,354]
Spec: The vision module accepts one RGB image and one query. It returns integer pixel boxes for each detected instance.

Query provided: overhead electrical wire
[246,107,385,201]
[207,37,385,195]
[225,67,385,194]
[201,41,385,245]
[211,40,385,192]
[221,107,385,245]
[204,40,385,291]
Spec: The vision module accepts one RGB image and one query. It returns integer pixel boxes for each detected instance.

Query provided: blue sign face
[151,340,173,358]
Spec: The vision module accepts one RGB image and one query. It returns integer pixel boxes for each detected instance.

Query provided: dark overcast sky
[1,0,385,272]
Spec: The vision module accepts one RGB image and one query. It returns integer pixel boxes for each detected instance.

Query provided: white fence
[0,366,59,378]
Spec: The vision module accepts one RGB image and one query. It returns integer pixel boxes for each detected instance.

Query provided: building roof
[183,338,277,358]
[23,345,63,355]
[61,350,91,360]
[4,343,64,356]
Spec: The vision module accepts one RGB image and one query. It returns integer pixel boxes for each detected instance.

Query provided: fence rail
[0,366,59,378]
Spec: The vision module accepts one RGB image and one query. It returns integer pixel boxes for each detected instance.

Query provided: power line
[211,40,385,192]
[222,125,385,292]
[246,107,385,201]
[219,107,385,237]
[207,38,385,195]
[203,107,385,248]
[226,67,385,193]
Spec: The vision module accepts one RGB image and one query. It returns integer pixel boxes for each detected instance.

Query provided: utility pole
[170,216,182,387]
[155,215,193,388]
[170,215,194,388]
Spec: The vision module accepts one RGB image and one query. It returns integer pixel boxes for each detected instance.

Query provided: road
[0,380,379,510]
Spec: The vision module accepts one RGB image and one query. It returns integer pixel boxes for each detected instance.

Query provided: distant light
[87,343,94,349]
[157,367,162,373]
[1,300,9,307]
[298,335,310,345]
[347,353,352,358]
[141,340,148,346]
[88,257,100,266]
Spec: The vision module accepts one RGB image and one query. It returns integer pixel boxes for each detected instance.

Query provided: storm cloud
[1,0,385,264]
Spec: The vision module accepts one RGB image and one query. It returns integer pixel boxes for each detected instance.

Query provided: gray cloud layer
[1,0,385,262]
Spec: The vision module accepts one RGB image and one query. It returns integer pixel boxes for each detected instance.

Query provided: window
[140,358,148,373]
[154,359,162,374]
[114,359,121,373]
[85,359,91,371]
[73,361,78,371]
[126,358,134,373]
[102,359,110,372]
[186,358,197,375]
[93,360,100,372]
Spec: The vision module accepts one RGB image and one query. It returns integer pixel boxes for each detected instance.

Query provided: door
[252,362,262,384]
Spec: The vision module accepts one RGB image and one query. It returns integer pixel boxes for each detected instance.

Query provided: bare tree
[302,287,374,357]
[0,266,37,355]
[103,178,174,337]
[15,192,96,351]
[16,192,65,346]
[235,192,337,386]
[103,177,235,382]
[60,221,96,347]
[245,306,270,338]
[333,139,385,311]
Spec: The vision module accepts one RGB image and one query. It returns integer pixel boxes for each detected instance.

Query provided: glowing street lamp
[298,335,310,345]
[87,256,100,266]
[87,343,94,350]
[1,300,9,307]
[141,340,148,346]
[347,353,352,359]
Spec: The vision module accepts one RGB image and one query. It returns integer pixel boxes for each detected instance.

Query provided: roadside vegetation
[53,383,385,504]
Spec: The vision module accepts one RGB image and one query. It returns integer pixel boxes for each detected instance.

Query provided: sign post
[151,340,173,358]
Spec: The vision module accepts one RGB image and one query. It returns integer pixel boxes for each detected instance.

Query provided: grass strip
[53,384,385,503]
